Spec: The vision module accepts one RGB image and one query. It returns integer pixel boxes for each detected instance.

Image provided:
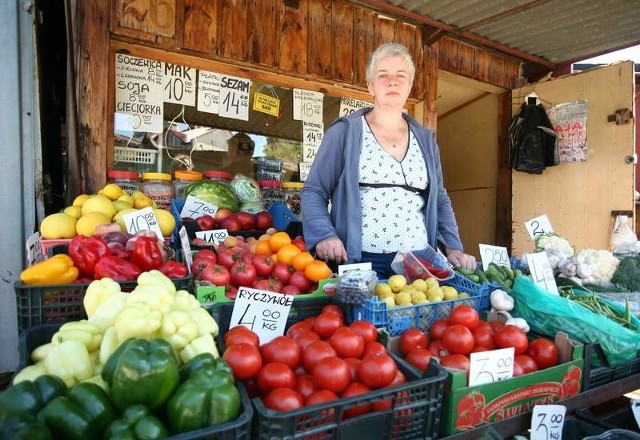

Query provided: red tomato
[305,389,339,407]
[301,340,337,372]
[439,354,470,373]
[289,270,313,293]
[260,336,301,369]
[429,319,450,341]
[399,328,428,356]
[223,326,260,348]
[286,321,313,339]
[218,247,247,269]
[449,305,480,329]
[513,360,525,377]
[514,354,539,375]
[322,304,346,322]
[357,353,398,389]
[222,343,263,381]
[362,341,387,358]
[428,340,449,358]
[294,331,321,351]
[349,320,378,344]
[489,320,505,332]
[295,374,316,400]
[256,362,296,394]
[272,262,292,285]
[263,387,304,412]
[230,262,257,288]
[312,356,351,393]
[494,325,529,354]
[526,337,559,369]
[193,249,217,263]
[442,324,475,355]
[341,382,372,418]
[304,316,316,327]
[253,278,283,292]
[330,327,365,358]
[281,284,302,295]
[405,347,434,372]
[390,369,407,387]
[313,312,344,339]
[252,254,275,277]
[199,264,231,286]
[471,321,496,350]
[343,357,362,382]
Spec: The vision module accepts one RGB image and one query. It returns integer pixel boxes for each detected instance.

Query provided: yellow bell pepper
[136,270,176,294]
[99,326,120,365]
[126,285,174,314]
[20,254,79,285]
[51,320,103,352]
[12,362,47,384]
[179,334,219,364]
[171,289,201,312]
[45,339,93,387]
[89,292,127,331]
[114,302,162,341]
[31,342,52,363]
[160,311,199,351]
[83,277,122,318]
[189,307,219,337]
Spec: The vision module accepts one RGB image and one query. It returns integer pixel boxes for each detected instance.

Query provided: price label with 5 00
[123,207,163,238]
[229,287,294,344]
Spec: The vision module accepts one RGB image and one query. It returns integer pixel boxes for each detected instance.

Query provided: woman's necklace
[372,118,407,149]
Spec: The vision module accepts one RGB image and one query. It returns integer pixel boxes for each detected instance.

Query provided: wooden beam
[461,0,551,31]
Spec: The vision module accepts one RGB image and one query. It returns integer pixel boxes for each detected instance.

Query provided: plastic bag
[508,102,559,174]
[511,275,640,366]
[610,215,638,257]
[391,244,454,283]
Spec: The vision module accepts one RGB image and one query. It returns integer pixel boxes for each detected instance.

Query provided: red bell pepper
[129,237,164,272]
[68,235,111,278]
[157,260,189,279]
[94,256,142,282]
[403,255,453,280]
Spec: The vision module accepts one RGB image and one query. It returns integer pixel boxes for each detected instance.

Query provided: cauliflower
[557,248,620,285]
[534,233,575,270]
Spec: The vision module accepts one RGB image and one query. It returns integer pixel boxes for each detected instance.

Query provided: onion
[134,230,158,240]
[101,231,130,246]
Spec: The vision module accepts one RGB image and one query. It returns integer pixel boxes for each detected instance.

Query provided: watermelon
[183,181,239,212]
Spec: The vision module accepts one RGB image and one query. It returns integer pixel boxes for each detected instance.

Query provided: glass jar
[173,169,203,199]
[107,170,141,195]
[141,172,174,210]
[282,181,303,219]
[258,180,283,211]
[204,170,233,185]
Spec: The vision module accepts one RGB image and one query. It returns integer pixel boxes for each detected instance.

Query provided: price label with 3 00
[531,405,566,440]
[468,347,515,386]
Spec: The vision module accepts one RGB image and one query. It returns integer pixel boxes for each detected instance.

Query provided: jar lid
[142,172,172,182]
[204,170,232,181]
[282,181,304,189]
[108,170,140,180]
[257,180,281,188]
[174,169,203,181]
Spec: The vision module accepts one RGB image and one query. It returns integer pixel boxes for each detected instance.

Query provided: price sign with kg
[479,244,510,271]
[229,287,294,344]
[219,74,250,121]
[123,207,163,238]
[527,251,559,295]
[179,226,193,271]
[525,214,554,240]
[530,404,566,440]
[195,229,229,245]
[180,195,219,219]
[303,121,323,149]
[468,347,514,386]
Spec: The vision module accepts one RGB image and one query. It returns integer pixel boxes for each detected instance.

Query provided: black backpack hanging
[509,100,559,174]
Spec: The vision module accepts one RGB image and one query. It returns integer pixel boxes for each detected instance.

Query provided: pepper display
[0,375,67,415]
[104,404,168,439]
[67,235,111,277]
[19,254,79,285]
[94,256,142,282]
[129,236,164,272]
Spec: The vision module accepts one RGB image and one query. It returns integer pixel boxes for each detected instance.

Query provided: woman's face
[367,55,413,108]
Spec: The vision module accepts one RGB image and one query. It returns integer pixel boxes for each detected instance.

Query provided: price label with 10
[123,207,163,239]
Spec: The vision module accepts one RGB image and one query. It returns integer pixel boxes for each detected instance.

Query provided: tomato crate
[349,274,496,337]
[16,324,253,440]
[14,274,194,331]
[250,356,447,440]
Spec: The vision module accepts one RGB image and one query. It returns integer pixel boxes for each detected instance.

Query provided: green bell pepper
[101,338,179,411]
[0,412,52,440]
[179,352,234,383]
[166,370,241,434]
[38,382,116,440]
[0,375,67,416]
[104,404,168,440]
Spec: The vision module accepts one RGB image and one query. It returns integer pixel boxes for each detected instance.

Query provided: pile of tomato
[398,304,560,376]
[221,305,408,416]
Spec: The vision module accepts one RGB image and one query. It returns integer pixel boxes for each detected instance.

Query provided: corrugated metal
[382,0,640,64]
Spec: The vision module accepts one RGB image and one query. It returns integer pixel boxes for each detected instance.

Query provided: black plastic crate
[582,342,640,390]
[576,406,640,433]
[250,356,447,440]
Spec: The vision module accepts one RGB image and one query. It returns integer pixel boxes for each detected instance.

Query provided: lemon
[427,287,444,302]
[411,279,428,293]
[117,194,134,206]
[40,213,78,239]
[401,286,417,296]
[395,291,412,306]
[131,190,146,200]
[411,291,428,304]
[382,296,396,308]
[153,208,177,237]
[458,291,470,298]
[76,212,112,237]
[81,195,117,219]
[134,196,154,209]
[101,183,124,201]
[114,208,138,232]
[113,200,134,212]
[388,274,407,293]
[425,278,440,290]
[63,205,82,219]
[442,286,459,300]
[72,194,91,207]
[375,283,393,299]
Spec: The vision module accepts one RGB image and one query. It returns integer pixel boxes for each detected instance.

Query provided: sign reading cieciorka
[228,287,294,344]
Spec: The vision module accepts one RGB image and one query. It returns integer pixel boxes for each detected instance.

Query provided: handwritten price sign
[179,226,193,271]
[197,70,221,114]
[180,195,219,219]
[469,347,515,386]
[123,207,163,238]
[531,405,566,440]
[195,229,229,245]
[479,244,510,271]
[26,232,44,266]
[525,215,554,240]
[527,252,559,295]
[229,287,294,344]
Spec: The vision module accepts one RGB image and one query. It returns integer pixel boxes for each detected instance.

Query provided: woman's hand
[315,237,347,263]
[446,249,476,271]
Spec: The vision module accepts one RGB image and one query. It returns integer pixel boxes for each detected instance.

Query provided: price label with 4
[468,347,514,386]
[229,287,294,344]
[531,404,566,440]
[525,215,554,240]
[527,251,558,295]
[195,229,229,245]
[123,207,163,239]
[479,244,510,271]
[180,195,219,219]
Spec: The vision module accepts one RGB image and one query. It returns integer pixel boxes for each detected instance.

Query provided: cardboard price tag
[123,207,163,238]
[180,195,219,219]
[525,215,554,240]
[530,404,566,440]
[229,287,294,344]
[527,251,559,295]
[26,232,44,266]
[469,347,515,386]
[179,226,193,272]
[479,244,510,271]
[195,229,229,245]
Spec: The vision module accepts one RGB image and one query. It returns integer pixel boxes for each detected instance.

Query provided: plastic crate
[14,274,194,331]
[582,341,640,390]
[576,406,640,434]
[350,274,495,336]
[114,146,158,164]
[251,356,447,440]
